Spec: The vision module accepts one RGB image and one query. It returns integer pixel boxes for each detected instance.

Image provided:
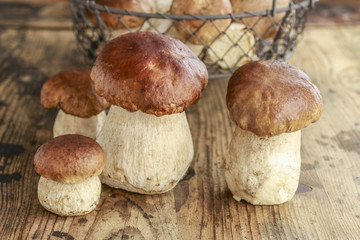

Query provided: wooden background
[1,1,360,239]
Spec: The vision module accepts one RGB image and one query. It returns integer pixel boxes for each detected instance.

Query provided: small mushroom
[33,134,106,216]
[40,68,109,139]
[91,32,208,194]
[225,60,323,205]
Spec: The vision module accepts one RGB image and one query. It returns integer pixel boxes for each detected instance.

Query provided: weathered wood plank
[289,26,360,239]
[0,25,360,239]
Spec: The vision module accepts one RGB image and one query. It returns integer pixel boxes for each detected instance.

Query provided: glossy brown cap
[91,32,208,116]
[88,0,155,29]
[40,68,110,118]
[34,134,106,183]
[226,60,323,138]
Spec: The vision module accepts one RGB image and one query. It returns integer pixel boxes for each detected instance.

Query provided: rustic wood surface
[1,3,360,240]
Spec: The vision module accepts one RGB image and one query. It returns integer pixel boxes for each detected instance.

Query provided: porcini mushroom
[40,68,109,139]
[225,60,323,205]
[91,32,208,194]
[34,134,106,216]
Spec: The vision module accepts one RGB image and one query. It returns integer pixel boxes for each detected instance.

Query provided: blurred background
[0,0,359,29]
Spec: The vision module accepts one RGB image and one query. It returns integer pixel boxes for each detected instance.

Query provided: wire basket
[70,0,318,78]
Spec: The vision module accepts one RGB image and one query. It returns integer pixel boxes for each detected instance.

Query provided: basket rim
[71,0,319,20]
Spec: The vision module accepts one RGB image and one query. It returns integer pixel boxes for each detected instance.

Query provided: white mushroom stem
[53,110,106,139]
[37,176,101,216]
[224,127,301,205]
[97,105,194,194]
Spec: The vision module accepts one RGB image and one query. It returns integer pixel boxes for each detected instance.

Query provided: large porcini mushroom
[91,32,208,194]
[34,134,106,216]
[225,60,323,205]
[40,68,109,139]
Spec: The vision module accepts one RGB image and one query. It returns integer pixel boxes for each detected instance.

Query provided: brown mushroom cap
[226,60,323,138]
[88,0,155,29]
[34,134,106,183]
[40,68,110,118]
[91,32,208,116]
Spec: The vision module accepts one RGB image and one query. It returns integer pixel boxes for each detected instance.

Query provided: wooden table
[1,3,360,239]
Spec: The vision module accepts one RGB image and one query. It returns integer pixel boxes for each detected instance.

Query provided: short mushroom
[91,32,208,194]
[33,134,106,216]
[225,60,323,205]
[40,68,109,139]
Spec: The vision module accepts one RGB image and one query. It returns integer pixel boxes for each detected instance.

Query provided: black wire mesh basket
[70,0,318,78]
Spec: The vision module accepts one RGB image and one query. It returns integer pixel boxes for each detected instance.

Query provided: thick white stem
[224,127,301,205]
[97,105,194,194]
[37,176,101,216]
[53,110,106,139]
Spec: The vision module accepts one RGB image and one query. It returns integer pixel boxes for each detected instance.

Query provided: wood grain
[0,25,360,239]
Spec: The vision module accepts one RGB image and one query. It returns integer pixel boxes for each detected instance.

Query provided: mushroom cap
[226,60,323,138]
[34,134,106,183]
[88,0,155,29]
[91,32,208,116]
[40,68,110,118]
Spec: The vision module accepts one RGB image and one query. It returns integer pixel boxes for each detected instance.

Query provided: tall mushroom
[40,68,109,139]
[91,32,208,194]
[225,60,323,205]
